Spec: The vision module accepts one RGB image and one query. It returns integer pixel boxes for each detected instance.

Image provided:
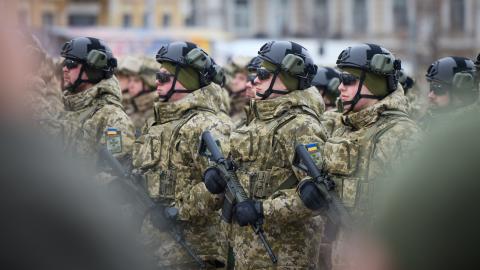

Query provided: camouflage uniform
[320,110,342,137]
[230,87,328,270]
[58,76,135,159]
[126,91,158,132]
[133,83,232,269]
[322,87,420,269]
[122,56,161,132]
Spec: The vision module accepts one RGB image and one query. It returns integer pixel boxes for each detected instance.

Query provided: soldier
[313,66,342,136]
[420,57,479,130]
[116,55,138,93]
[299,44,420,270]
[312,66,341,111]
[123,56,160,133]
[56,37,135,160]
[205,41,328,269]
[132,41,232,269]
[224,56,253,124]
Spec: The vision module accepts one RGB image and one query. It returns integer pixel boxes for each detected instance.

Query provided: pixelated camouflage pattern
[230,87,328,270]
[405,85,428,121]
[53,76,135,158]
[133,83,232,268]
[320,110,342,137]
[230,93,250,128]
[323,87,420,270]
[125,91,158,132]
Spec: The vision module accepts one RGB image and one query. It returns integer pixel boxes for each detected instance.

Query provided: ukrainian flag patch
[305,142,320,160]
[105,127,122,154]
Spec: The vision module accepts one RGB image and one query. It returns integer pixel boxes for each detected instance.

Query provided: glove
[298,179,328,211]
[234,199,263,227]
[203,167,227,194]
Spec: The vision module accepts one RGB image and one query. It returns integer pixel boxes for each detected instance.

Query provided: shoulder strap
[165,111,200,167]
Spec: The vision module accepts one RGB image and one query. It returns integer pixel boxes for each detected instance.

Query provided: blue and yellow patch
[305,142,321,161]
[105,127,122,154]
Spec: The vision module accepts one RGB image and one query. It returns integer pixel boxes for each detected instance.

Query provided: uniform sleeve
[90,105,135,159]
[175,113,232,223]
[368,121,421,181]
[262,115,329,223]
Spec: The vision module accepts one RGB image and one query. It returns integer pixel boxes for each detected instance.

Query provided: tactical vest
[232,107,320,200]
[324,111,413,217]
[133,110,202,203]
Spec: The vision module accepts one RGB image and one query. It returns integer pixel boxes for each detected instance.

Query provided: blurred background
[13,0,480,76]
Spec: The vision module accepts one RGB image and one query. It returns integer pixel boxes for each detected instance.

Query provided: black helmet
[426,56,478,106]
[155,41,215,101]
[256,41,317,99]
[336,43,401,92]
[397,69,415,94]
[336,43,401,113]
[246,56,262,83]
[247,56,262,73]
[312,66,341,97]
[60,37,117,91]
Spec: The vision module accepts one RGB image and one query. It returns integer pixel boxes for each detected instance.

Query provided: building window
[393,0,408,29]
[352,0,367,33]
[122,14,132,28]
[184,0,196,26]
[42,12,54,27]
[163,13,172,27]
[68,14,97,26]
[450,0,465,31]
[314,0,329,37]
[233,0,250,30]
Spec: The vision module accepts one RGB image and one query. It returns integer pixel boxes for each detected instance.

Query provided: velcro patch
[305,142,321,160]
[105,127,122,154]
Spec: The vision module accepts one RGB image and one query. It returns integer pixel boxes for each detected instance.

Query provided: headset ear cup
[86,50,108,69]
[453,73,475,90]
[327,77,341,93]
[281,54,305,75]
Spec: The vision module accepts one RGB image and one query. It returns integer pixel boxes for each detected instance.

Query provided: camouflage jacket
[133,83,232,267]
[320,110,342,137]
[325,87,419,219]
[124,90,158,134]
[230,87,328,269]
[58,76,135,158]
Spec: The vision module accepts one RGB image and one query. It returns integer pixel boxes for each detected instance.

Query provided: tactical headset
[336,43,401,113]
[256,41,317,99]
[155,42,216,101]
[426,56,478,107]
[61,37,117,92]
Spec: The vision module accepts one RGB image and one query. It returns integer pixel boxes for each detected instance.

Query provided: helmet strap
[66,65,101,93]
[255,67,290,100]
[342,70,381,114]
[158,65,194,102]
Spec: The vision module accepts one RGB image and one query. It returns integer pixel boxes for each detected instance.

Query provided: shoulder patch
[305,142,321,160]
[105,127,122,154]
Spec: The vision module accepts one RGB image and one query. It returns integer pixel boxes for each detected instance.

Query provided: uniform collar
[342,86,408,130]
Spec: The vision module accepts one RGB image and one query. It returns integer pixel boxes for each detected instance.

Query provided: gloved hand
[203,167,227,194]
[298,179,328,211]
[234,199,263,227]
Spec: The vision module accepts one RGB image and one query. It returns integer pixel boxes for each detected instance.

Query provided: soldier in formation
[31,33,480,270]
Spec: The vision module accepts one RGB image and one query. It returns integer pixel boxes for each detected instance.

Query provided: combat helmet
[336,43,401,112]
[256,41,317,99]
[312,66,341,104]
[155,41,215,101]
[61,37,117,92]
